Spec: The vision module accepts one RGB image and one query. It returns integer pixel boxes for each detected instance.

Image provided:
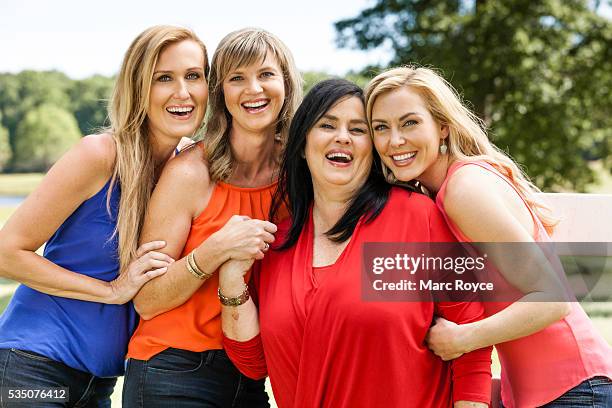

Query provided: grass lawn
[0,173,45,196]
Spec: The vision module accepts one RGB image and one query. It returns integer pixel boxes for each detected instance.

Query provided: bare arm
[133,150,277,319]
[427,166,570,359]
[0,134,170,304]
[219,259,260,341]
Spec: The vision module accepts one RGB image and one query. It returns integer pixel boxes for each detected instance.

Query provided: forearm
[134,235,227,319]
[455,402,488,408]
[219,272,260,341]
[0,248,115,303]
[462,298,570,352]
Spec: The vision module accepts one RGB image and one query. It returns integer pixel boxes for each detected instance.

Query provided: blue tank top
[0,178,138,377]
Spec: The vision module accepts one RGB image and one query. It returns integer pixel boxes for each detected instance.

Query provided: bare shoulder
[443,164,507,211]
[443,163,532,241]
[161,143,210,187]
[153,143,213,218]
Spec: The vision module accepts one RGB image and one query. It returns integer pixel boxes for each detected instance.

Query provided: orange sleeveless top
[127,179,280,360]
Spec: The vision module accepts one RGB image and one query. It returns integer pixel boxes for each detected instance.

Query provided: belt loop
[204,349,215,366]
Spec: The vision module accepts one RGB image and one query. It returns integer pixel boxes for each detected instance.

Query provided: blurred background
[1,0,611,406]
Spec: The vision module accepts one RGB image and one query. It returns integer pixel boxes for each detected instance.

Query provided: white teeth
[167,106,194,113]
[243,101,268,108]
[392,152,416,161]
[326,152,353,161]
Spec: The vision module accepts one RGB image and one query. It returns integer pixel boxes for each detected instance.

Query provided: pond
[0,196,25,206]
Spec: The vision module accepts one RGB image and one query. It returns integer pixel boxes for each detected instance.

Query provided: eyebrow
[372,111,421,123]
[321,114,367,125]
[153,67,204,74]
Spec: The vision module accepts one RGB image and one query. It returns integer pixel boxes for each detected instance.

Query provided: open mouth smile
[241,99,270,114]
[166,105,195,119]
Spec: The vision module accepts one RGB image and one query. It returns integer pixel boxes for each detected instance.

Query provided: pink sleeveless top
[436,161,612,408]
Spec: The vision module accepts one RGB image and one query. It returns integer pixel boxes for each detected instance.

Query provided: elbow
[0,239,18,280]
[133,299,158,321]
[556,302,572,320]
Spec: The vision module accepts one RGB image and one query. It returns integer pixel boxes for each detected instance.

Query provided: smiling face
[223,52,285,136]
[305,96,373,198]
[147,40,208,145]
[371,86,448,189]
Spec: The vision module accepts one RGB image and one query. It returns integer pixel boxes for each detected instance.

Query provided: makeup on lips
[325,149,354,168]
[390,151,417,166]
[242,98,270,114]
[166,104,195,120]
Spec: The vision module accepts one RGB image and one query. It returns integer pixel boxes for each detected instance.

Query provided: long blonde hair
[365,66,557,234]
[108,25,209,273]
[204,27,302,182]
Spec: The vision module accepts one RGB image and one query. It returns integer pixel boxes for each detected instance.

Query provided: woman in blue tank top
[0,25,209,407]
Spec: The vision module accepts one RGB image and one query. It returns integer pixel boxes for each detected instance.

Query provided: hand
[425,317,469,361]
[109,240,174,304]
[212,215,277,262]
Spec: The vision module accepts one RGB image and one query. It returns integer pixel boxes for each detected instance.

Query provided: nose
[335,127,351,145]
[390,128,405,148]
[174,79,190,100]
[246,77,263,94]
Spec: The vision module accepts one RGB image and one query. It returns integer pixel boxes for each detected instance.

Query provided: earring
[439,139,448,155]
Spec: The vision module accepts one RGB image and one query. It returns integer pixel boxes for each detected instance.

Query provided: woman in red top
[220,79,492,407]
[365,66,612,407]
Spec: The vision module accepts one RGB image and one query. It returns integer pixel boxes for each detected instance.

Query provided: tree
[0,121,10,171]
[335,0,612,190]
[12,105,81,172]
[69,75,114,135]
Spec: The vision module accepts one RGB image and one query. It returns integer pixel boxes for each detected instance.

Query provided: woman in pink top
[365,66,612,407]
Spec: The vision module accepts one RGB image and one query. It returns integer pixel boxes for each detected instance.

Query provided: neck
[417,155,452,196]
[312,186,353,237]
[150,133,180,180]
[229,125,279,186]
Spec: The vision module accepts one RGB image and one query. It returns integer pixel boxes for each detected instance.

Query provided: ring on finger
[263,242,270,251]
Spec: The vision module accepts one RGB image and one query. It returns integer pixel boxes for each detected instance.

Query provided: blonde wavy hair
[108,25,209,273]
[365,66,557,234]
[204,27,302,182]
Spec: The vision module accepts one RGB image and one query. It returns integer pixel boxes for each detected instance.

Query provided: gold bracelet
[187,251,211,280]
[218,284,250,307]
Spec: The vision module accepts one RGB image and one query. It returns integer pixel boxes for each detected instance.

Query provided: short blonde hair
[365,66,557,233]
[204,27,302,182]
[109,25,209,273]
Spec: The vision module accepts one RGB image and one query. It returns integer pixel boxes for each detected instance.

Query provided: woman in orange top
[122,28,302,407]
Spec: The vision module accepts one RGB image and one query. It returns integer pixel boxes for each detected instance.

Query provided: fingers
[136,240,166,257]
[259,220,278,234]
[143,267,168,280]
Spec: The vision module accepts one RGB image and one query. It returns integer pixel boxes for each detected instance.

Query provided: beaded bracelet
[218,284,250,307]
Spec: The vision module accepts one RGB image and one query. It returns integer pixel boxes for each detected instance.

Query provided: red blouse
[224,188,492,407]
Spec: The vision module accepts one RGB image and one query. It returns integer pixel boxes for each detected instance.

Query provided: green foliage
[0,115,10,171]
[13,104,81,172]
[335,0,612,190]
[69,75,114,135]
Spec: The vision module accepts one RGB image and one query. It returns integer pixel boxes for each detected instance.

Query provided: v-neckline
[306,208,363,289]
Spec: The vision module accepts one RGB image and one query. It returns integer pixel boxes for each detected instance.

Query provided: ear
[440,124,449,139]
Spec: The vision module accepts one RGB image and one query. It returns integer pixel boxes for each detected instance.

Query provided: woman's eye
[157,74,171,82]
[351,127,367,134]
[373,124,388,131]
[186,72,201,80]
[320,123,334,129]
[403,119,418,127]
[261,71,274,78]
[229,75,243,82]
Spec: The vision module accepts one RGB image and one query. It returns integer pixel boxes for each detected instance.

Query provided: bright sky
[0,0,392,79]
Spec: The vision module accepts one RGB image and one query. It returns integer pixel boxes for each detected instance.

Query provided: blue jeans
[122,348,269,408]
[539,376,612,407]
[0,348,116,408]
